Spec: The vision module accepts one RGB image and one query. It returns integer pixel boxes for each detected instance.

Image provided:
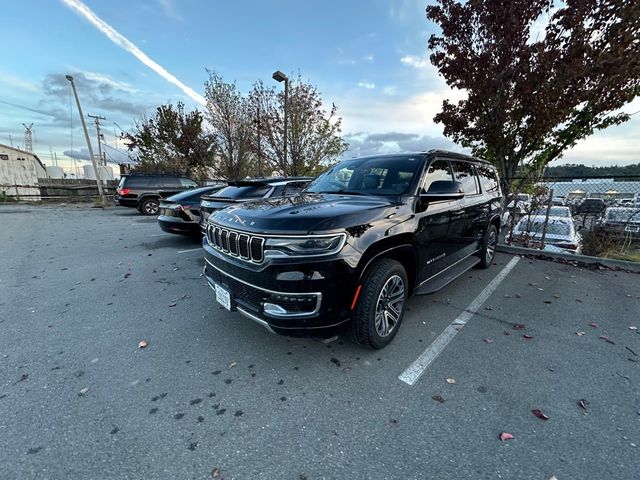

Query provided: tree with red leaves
[427,0,640,192]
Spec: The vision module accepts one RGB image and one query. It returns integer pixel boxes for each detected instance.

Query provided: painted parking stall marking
[177,247,202,254]
[398,256,521,386]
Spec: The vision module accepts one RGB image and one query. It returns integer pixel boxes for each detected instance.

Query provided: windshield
[516,219,572,236]
[532,207,571,218]
[606,208,640,222]
[306,155,424,196]
[212,185,272,199]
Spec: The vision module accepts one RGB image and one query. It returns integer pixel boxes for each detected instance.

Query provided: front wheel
[351,259,408,349]
[477,224,498,269]
[139,198,160,216]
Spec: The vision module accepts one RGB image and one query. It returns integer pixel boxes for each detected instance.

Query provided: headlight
[264,234,346,257]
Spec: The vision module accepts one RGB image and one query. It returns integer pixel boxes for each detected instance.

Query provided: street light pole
[66,75,108,208]
[272,70,289,174]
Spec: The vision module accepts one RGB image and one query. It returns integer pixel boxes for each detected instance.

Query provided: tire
[351,259,409,349]
[139,198,160,216]
[477,224,498,269]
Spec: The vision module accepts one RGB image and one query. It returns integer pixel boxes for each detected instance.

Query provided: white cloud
[364,55,374,63]
[357,82,376,89]
[61,0,205,106]
[0,71,40,93]
[383,86,398,96]
[400,55,429,69]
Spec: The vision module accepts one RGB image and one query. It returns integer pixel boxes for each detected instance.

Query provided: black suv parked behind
[203,151,502,348]
[115,174,199,215]
[199,177,312,231]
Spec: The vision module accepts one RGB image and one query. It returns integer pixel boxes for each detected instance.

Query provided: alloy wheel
[374,275,405,337]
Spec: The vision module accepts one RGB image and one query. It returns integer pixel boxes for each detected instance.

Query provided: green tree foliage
[427,0,640,192]
[122,102,215,180]
[544,163,640,178]
[203,71,256,180]
[249,75,348,177]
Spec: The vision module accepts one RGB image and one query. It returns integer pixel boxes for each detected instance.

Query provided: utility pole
[88,114,106,166]
[65,75,107,208]
[22,123,33,152]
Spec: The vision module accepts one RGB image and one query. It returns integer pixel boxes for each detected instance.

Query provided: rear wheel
[351,259,408,349]
[140,198,160,216]
[477,224,498,269]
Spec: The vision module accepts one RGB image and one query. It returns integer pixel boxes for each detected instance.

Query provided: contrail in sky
[60,0,206,106]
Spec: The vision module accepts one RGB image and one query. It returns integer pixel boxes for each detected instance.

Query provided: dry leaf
[629,326,638,331]
[589,323,599,328]
[432,394,445,403]
[138,340,148,349]
[79,387,89,395]
[446,377,456,384]
[575,331,585,336]
[599,335,615,345]
[548,476,558,480]
[552,294,560,299]
[123,272,132,278]
[578,399,589,410]
[484,338,494,343]
[532,408,549,420]
[169,302,177,307]
[513,323,525,330]
[523,334,534,340]
[211,468,221,478]
[228,362,237,369]
[499,432,514,441]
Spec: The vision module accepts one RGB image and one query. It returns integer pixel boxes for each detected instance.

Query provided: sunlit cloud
[357,82,375,89]
[60,0,205,105]
[400,55,429,69]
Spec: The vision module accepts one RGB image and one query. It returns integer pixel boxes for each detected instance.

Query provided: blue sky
[0,0,637,175]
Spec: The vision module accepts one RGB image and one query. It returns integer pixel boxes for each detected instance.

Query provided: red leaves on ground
[499,432,514,441]
[513,323,525,330]
[589,323,599,328]
[531,409,549,420]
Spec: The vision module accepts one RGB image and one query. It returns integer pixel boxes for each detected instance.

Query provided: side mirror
[420,180,465,203]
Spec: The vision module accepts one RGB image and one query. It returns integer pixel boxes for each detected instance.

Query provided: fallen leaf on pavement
[629,326,638,331]
[523,334,534,339]
[552,294,560,299]
[446,378,456,384]
[576,331,585,336]
[515,293,522,298]
[589,323,599,328]
[578,399,589,410]
[599,335,615,344]
[532,408,549,420]
[123,272,132,278]
[432,394,445,403]
[513,323,525,330]
[228,362,237,369]
[485,306,493,310]
[169,302,177,307]
[499,432,514,441]
[211,468,221,478]
[138,340,148,349]
[575,298,583,303]
[484,338,494,343]
[79,387,89,395]
[544,300,552,304]
[503,330,511,336]
[548,476,558,480]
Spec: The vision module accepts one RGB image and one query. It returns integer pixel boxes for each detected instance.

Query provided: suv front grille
[207,224,264,263]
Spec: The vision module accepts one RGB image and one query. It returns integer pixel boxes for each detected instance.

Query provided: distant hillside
[544,163,640,177]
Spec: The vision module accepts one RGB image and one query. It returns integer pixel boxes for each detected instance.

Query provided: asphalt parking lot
[1,204,639,480]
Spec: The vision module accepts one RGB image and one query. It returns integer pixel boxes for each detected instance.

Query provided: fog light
[263,303,287,315]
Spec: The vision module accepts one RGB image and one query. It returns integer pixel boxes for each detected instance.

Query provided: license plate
[214,283,232,310]
[625,225,639,232]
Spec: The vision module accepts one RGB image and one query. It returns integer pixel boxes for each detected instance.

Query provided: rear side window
[154,176,180,188]
[122,176,151,188]
[421,160,453,193]
[452,161,480,195]
[476,164,499,192]
[179,178,198,188]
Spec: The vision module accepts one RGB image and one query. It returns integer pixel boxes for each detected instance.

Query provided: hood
[209,193,403,234]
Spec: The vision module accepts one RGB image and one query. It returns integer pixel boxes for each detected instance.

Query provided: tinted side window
[124,177,151,188]
[179,178,198,188]
[452,162,480,195]
[421,159,453,193]
[476,164,499,192]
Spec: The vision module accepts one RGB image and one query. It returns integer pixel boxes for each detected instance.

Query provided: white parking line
[398,256,521,386]
[149,233,169,237]
[177,248,202,254]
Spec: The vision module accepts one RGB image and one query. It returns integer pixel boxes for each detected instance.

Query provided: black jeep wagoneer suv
[203,150,502,348]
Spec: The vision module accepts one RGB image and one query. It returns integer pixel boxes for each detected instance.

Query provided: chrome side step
[415,254,481,295]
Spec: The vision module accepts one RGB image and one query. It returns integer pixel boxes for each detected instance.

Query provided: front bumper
[202,241,356,337]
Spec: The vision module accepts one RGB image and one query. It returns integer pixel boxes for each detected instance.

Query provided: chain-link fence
[501,175,640,262]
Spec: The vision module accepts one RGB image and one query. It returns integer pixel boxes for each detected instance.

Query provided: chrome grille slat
[206,224,265,263]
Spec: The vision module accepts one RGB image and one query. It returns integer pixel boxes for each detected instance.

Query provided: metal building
[0,143,47,200]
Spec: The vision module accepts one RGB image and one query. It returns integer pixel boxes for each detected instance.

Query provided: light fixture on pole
[272,70,288,171]
[66,74,107,208]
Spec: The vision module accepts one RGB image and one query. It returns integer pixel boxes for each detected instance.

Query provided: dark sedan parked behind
[158,185,226,235]
[199,177,313,231]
